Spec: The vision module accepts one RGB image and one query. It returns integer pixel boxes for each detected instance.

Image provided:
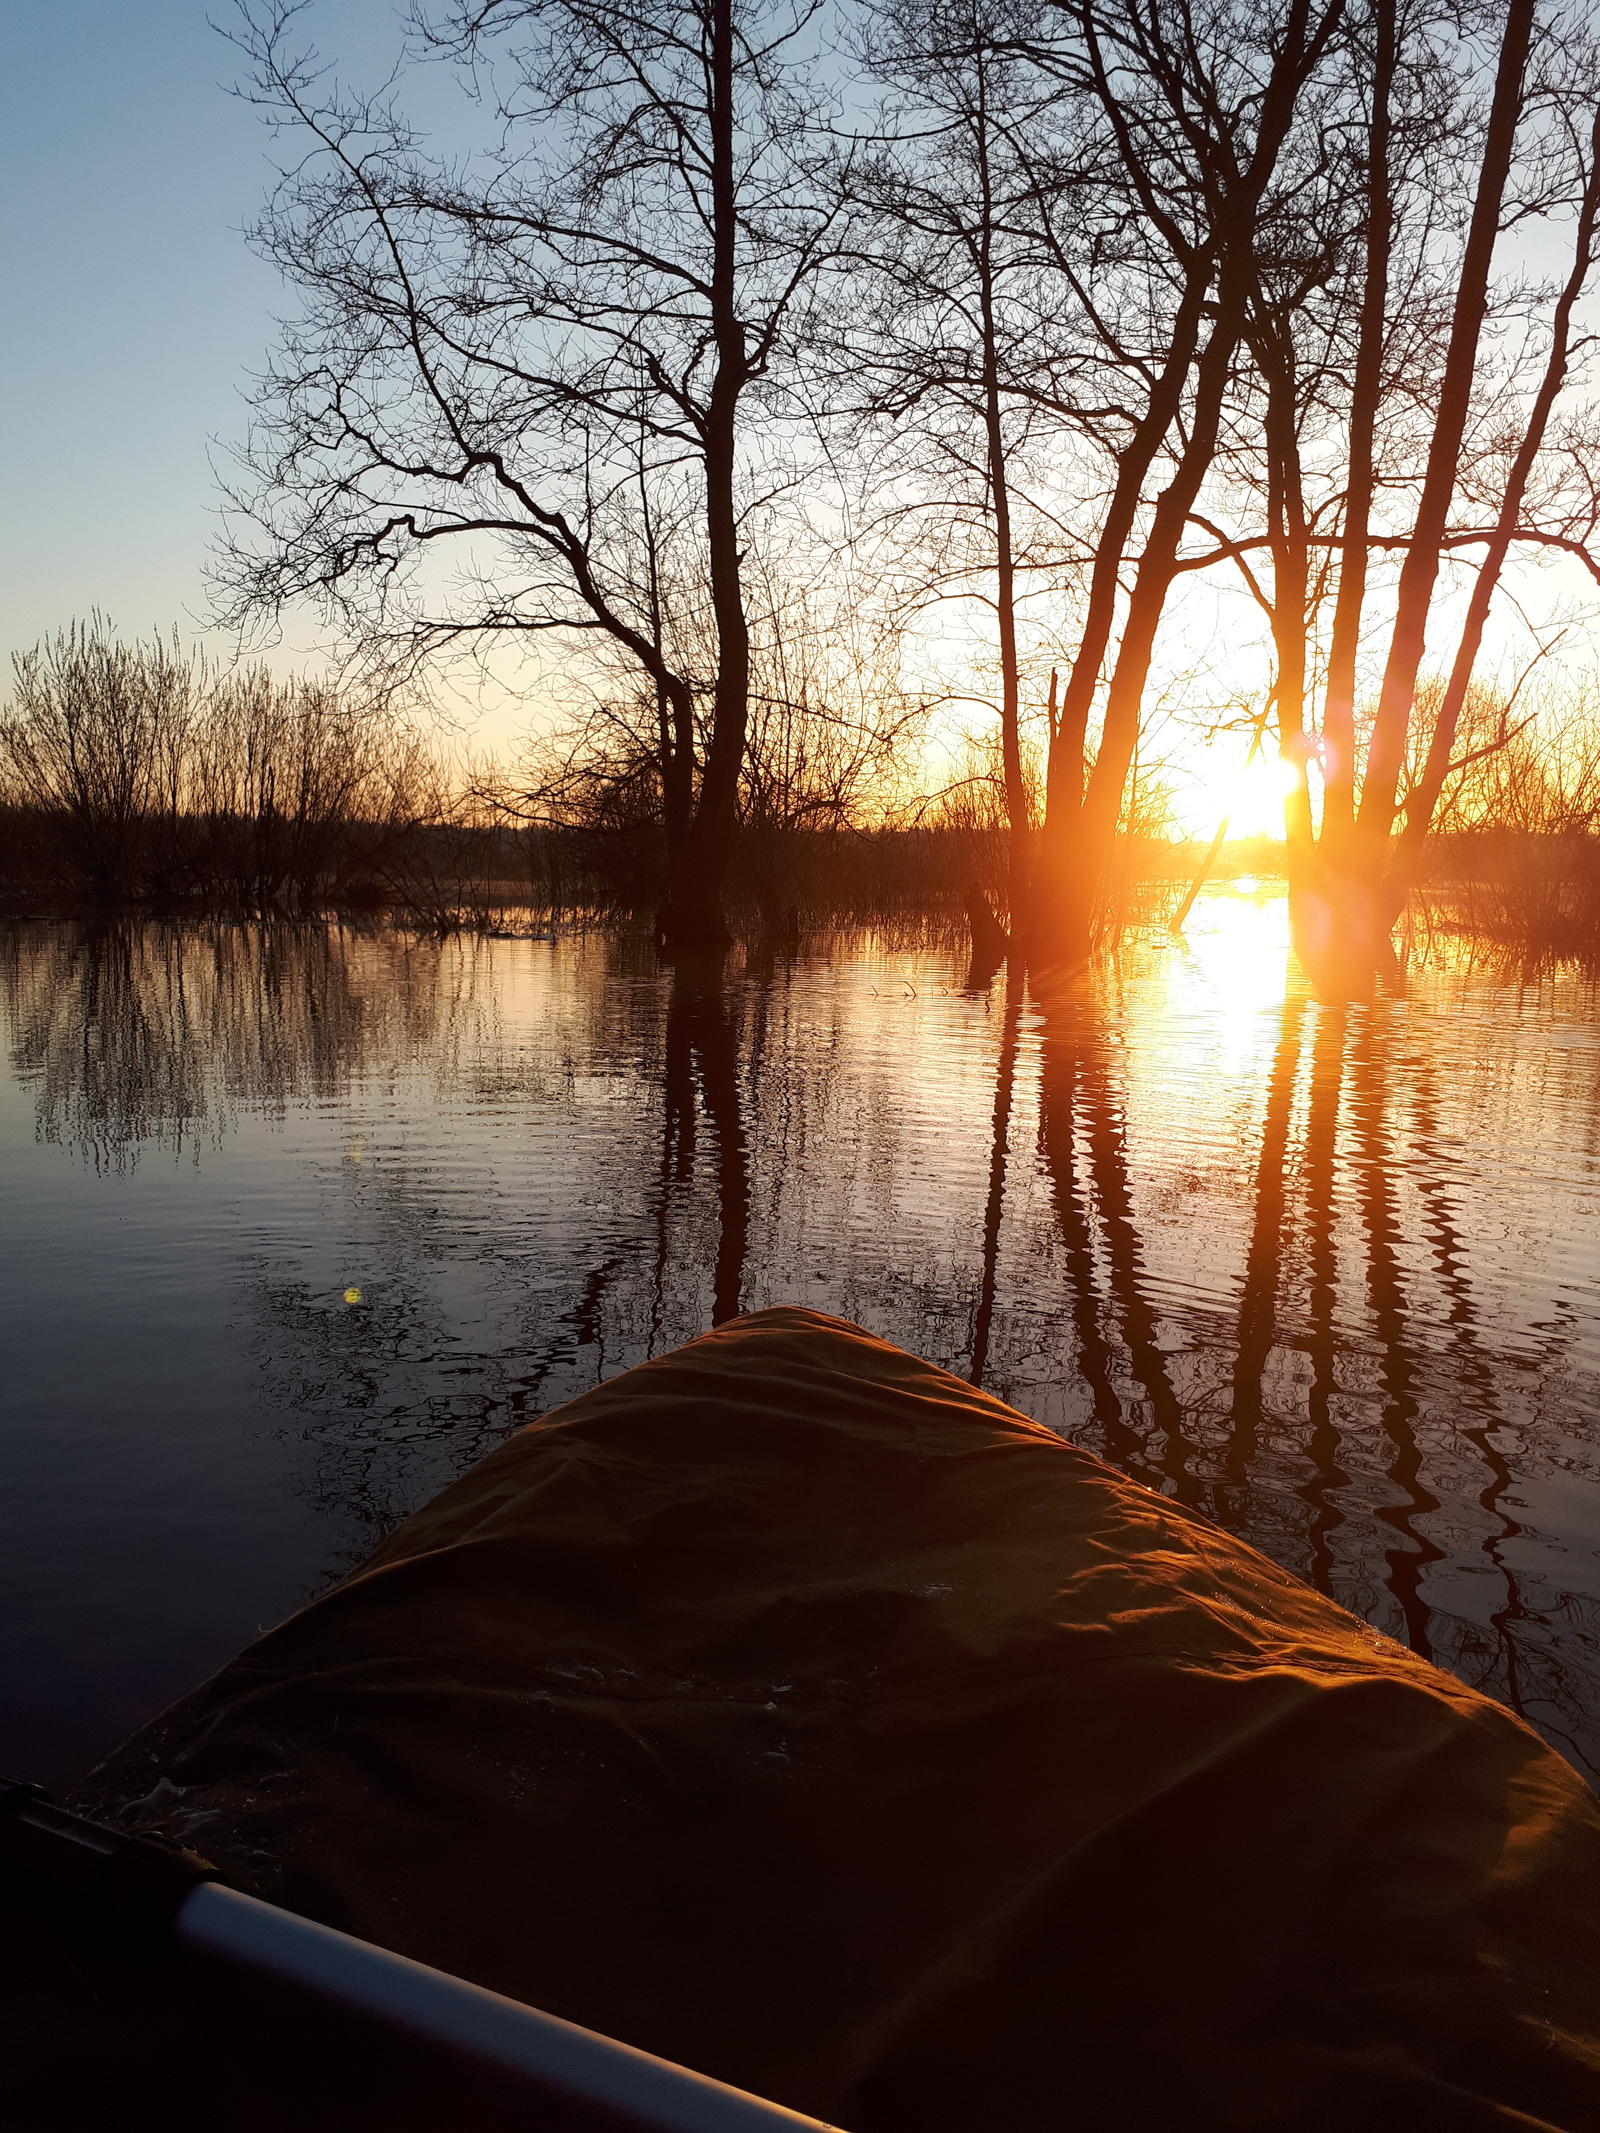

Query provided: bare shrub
[1415,683,1600,953]
[2,621,197,900]
[1,620,451,913]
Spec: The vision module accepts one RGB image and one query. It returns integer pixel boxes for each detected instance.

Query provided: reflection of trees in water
[1203,985,1600,1777]
[253,947,762,1577]
[663,965,750,1326]
[1348,1009,1445,1661]
[971,965,1600,1775]
[8,916,1600,1771]
[1406,1052,1536,1730]
[969,969,1022,1387]
[1229,992,1309,1519]
[1033,991,1195,1500]
[1299,1002,1350,1595]
[1,920,437,1169]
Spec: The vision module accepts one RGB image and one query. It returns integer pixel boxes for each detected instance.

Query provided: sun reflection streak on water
[1162,886,1295,1058]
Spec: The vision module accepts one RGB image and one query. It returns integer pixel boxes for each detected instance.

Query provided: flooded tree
[838,0,1344,967]
[831,0,1600,978]
[1212,0,1600,984]
[218,0,853,955]
[488,550,925,931]
[846,0,1077,931]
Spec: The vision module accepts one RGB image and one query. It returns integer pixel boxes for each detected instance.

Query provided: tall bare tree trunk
[639,452,700,910]
[1260,322,1316,869]
[1032,265,1212,935]
[1352,0,1537,878]
[663,0,752,954]
[1033,0,1339,970]
[1380,101,1600,923]
[1320,0,1395,858]
[975,88,1029,934]
[1052,228,1263,953]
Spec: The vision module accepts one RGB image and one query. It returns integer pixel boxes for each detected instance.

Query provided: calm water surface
[3,897,1600,1794]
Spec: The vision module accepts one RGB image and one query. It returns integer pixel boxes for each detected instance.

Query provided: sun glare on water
[1174,880,1295,1051]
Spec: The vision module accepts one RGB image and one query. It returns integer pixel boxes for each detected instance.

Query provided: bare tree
[1350,0,1541,875]
[217,0,850,952]
[1025,0,1347,972]
[488,540,925,921]
[839,0,1344,967]
[845,0,1083,926]
[1200,0,1600,980]
[2,622,196,902]
[1377,54,1600,925]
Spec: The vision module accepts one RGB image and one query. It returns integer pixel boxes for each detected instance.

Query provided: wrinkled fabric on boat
[27,1308,1600,2126]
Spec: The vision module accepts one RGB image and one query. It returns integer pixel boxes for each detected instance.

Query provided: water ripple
[2,902,1600,1788]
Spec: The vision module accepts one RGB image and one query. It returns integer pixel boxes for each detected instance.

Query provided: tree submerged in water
[193,0,1600,968]
[217,0,857,954]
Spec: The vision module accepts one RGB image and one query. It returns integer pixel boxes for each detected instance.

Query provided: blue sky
[0,1,407,676]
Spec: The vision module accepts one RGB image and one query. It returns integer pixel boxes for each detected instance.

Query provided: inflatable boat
[5,1307,1600,2129]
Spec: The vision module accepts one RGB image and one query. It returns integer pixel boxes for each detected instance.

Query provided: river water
[3,896,1599,1795]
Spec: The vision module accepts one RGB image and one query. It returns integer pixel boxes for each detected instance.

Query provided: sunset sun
[1172,740,1303,840]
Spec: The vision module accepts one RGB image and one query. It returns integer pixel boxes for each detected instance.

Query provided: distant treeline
[1403,685,1600,958]
[0,621,1043,930]
[7,620,1600,958]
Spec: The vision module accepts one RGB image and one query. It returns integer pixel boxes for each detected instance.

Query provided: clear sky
[0,1,406,679]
